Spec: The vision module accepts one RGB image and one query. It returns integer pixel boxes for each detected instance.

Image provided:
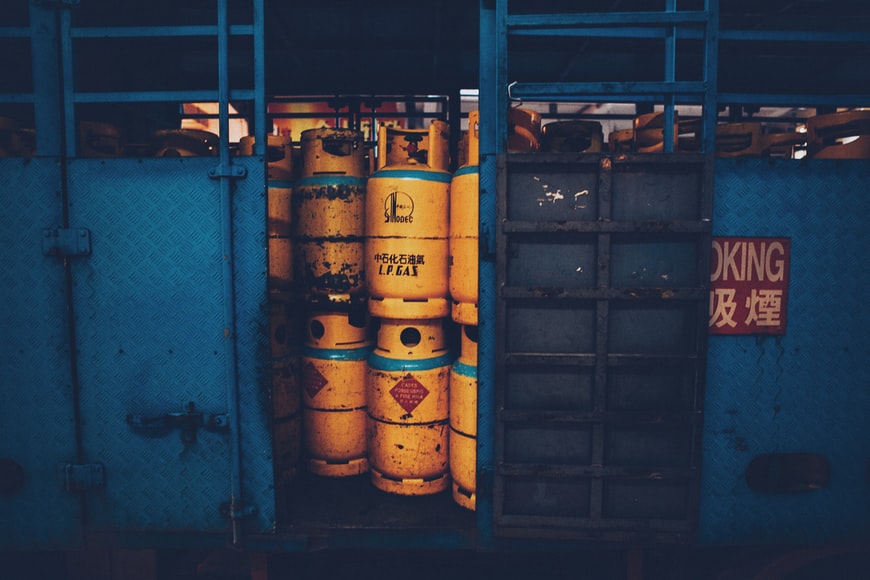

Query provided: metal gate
[493,153,711,541]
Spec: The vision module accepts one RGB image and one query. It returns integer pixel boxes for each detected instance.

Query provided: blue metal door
[65,156,274,537]
[0,158,83,549]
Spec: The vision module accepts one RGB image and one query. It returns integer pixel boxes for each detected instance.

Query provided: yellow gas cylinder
[609,128,635,152]
[300,127,366,178]
[238,134,294,237]
[807,110,870,159]
[714,123,762,157]
[301,311,371,476]
[365,121,451,320]
[79,121,123,157]
[507,106,542,152]
[367,317,452,495]
[294,128,367,306]
[541,120,603,153]
[634,111,679,153]
[151,128,219,157]
[449,324,478,510]
[449,110,479,326]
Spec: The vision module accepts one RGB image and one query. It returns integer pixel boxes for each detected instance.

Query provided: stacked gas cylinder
[292,128,371,478]
[365,121,456,497]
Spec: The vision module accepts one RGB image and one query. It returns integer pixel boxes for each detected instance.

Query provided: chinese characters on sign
[709,237,790,335]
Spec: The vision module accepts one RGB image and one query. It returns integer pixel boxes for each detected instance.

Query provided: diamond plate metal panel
[232,155,275,533]
[68,158,232,533]
[700,159,870,545]
[0,158,82,548]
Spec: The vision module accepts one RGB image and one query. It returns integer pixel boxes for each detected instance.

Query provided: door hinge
[42,228,91,257]
[126,401,229,444]
[60,462,104,493]
[208,163,247,179]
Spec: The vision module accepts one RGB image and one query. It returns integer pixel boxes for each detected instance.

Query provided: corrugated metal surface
[700,158,870,544]
[0,158,82,549]
[494,153,711,541]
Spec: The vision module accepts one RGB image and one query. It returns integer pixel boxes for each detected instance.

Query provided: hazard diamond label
[303,361,329,398]
[389,373,429,414]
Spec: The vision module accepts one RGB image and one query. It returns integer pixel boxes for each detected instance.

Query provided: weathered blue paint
[700,158,870,545]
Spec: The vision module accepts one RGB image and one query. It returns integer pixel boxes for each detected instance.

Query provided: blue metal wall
[700,158,870,545]
[0,155,274,547]
[0,158,82,549]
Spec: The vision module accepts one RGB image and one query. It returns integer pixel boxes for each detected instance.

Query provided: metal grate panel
[494,153,710,542]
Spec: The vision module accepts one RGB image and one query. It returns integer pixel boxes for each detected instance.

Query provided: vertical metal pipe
[477,0,507,547]
[59,7,76,158]
[29,4,63,158]
[253,0,266,155]
[663,0,677,153]
[702,0,720,155]
[217,0,245,546]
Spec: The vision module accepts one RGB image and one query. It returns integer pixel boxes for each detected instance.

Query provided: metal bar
[72,90,255,103]
[253,0,266,156]
[500,287,708,301]
[499,465,698,479]
[663,0,677,153]
[717,92,870,107]
[0,27,31,38]
[477,0,507,547]
[0,93,35,104]
[216,0,244,547]
[500,410,701,425]
[507,26,703,39]
[720,29,870,43]
[502,220,712,234]
[495,515,694,533]
[509,81,706,99]
[503,353,597,366]
[59,6,75,157]
[507,11,708,29]
[590,159,611,524]
[70,24,254,38]
[702,0,720,154]
[500,349,701,371]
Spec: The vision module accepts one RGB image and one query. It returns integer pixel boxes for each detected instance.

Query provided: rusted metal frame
[500,287,707,301]
[502,221,711,234]
[589,155,613,524]
[492,150,510,527]
[499,464,698,479]
[504,352,699,366]
[500,410,702,425]
[496,515,694,534]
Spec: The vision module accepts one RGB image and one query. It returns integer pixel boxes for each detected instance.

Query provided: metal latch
[208,164,247,179]
[126,401,229,444]
[42,228,91,257]
[60,462,104,493]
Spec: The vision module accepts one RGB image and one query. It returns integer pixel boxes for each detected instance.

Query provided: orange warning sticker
[303,361,329,398]
[389,373,429,413]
